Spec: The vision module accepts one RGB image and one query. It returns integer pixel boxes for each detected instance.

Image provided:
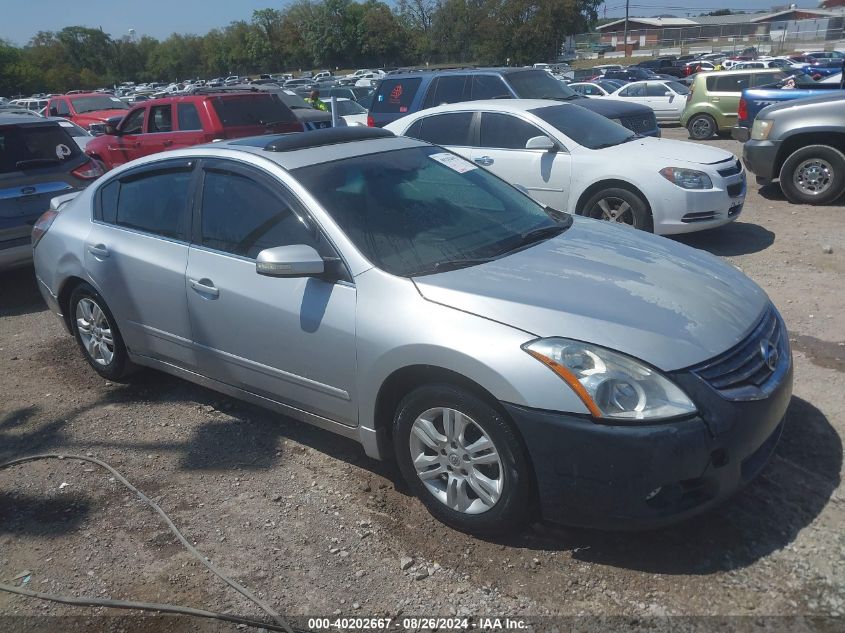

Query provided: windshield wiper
[16,158,62,168]
[433,257,497,273]
[515,223,569,246]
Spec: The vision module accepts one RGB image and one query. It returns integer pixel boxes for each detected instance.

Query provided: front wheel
[581,187,653,232]
[779,144,845,205]
[393,384,535,536]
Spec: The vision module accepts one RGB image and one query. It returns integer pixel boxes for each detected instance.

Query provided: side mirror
[104,124,119,136]
[256,244,324,277]
[49,107,59,117]
[525,136,557,152]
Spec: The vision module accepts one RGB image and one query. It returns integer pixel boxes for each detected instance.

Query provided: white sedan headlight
[523,338,697,421]
[659,167,713,189]
[751,118,774,141]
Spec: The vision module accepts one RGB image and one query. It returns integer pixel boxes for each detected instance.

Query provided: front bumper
[505,356,792,530]
[653,172,746,236]
[731,126,750,142]
[743,139,781,180]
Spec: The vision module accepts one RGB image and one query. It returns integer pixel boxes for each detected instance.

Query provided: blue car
[731,71,845,141]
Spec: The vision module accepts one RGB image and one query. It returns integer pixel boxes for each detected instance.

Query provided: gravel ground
[0,126,843,632]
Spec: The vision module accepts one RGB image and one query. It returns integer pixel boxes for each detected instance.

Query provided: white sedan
[384,100,746,235]
[322,97,368,126]
[604,80,689,122]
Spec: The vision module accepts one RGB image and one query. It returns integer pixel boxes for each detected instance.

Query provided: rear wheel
[581,187,653,232]
[69,283,135,381]
[687,113,716,140]
[778,144,845,205]
[393,384,534,536]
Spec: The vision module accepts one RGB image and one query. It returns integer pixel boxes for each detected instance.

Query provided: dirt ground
[0,126,843,633]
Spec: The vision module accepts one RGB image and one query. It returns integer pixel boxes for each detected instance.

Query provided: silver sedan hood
[413,218,768,371]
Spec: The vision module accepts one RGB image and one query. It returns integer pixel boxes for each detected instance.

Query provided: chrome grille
[691,306,789,401]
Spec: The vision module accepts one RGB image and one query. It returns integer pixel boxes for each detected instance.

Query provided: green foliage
[0,1,600,95]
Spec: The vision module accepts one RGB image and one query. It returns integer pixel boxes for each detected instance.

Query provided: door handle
[189,278,219,298]
[474,156,494,166]
[163,140,173,147]
[133,141,141,148]
[86,243,109,258]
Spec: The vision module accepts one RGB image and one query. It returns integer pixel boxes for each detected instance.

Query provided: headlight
[659,167,713,189]
[523,338,696,421]
[751,118,774,141]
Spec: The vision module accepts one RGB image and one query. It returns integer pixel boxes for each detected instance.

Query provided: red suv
[46,93,131,131]
[84,92,305,170]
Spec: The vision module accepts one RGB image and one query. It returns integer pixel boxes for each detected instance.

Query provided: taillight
[32,209,59,248]
[71,159,104,180]
[738,97,748,122]
[367,114,375,127]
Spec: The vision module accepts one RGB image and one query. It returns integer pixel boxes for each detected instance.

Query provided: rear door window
[707,74,751,92]
[411,113,474,146]
[177,103,203,131]
[0,123,82,174]
[470,75,511,100]
[113,165,193,239]
[423,76,469,108]
[620,83,646,97]
[371,78,422,113]
[752,72,786,87]
[211,95,297,127]
[479,113,545,150]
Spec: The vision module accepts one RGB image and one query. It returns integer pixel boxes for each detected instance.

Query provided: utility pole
[622,0,629,55]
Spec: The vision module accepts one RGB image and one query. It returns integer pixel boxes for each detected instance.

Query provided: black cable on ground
[0,453,295,633]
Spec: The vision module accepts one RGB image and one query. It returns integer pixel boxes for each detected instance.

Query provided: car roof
[0,114,58,126]
[377,67,530,81]
[400,99,570,115]
[193,127,428,171]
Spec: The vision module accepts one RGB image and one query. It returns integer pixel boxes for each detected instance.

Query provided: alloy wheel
[690,116,713,139]
[76,298,115,366]
[408,407,503,514]
[590,197,635,226]
[793,158,833,196]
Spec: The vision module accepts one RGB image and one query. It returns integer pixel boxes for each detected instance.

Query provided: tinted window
[666,81,689,95]
[148,105,173,133]
[53,100,71,116]
[507,70,578,100]
[211,95,296,127]
[98,180,119,223]
[530,104,636,150]
[292,146,562,277]
[0,123,82,174]
[413,113,474,146]
[646,83,670,97]
[200,169,316,258]
[752,72,786,87]
[69,95,129,113]
[707,74,751,92]
[371,78,422,113]
[120,108,145,134]
[177,103,202,131]
[471,75,511,100]
[405,120,422,139]
[425,76,468,108]
[621,83,646,97]
[479,113,545,150]
[115,167,191,239]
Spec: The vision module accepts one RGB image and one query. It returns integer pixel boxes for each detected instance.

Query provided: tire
[580,187,654,232]
[69,283,135,381]
[778,144,845,205]
[687,113,716,140]
[393,384,534,536]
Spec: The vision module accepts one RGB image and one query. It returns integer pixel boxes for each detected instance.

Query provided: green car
[681,68,787,140]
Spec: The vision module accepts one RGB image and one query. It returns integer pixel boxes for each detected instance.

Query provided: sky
[0,0,824,44]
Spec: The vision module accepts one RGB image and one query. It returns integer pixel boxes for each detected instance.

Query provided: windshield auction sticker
[429,152,477,173]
